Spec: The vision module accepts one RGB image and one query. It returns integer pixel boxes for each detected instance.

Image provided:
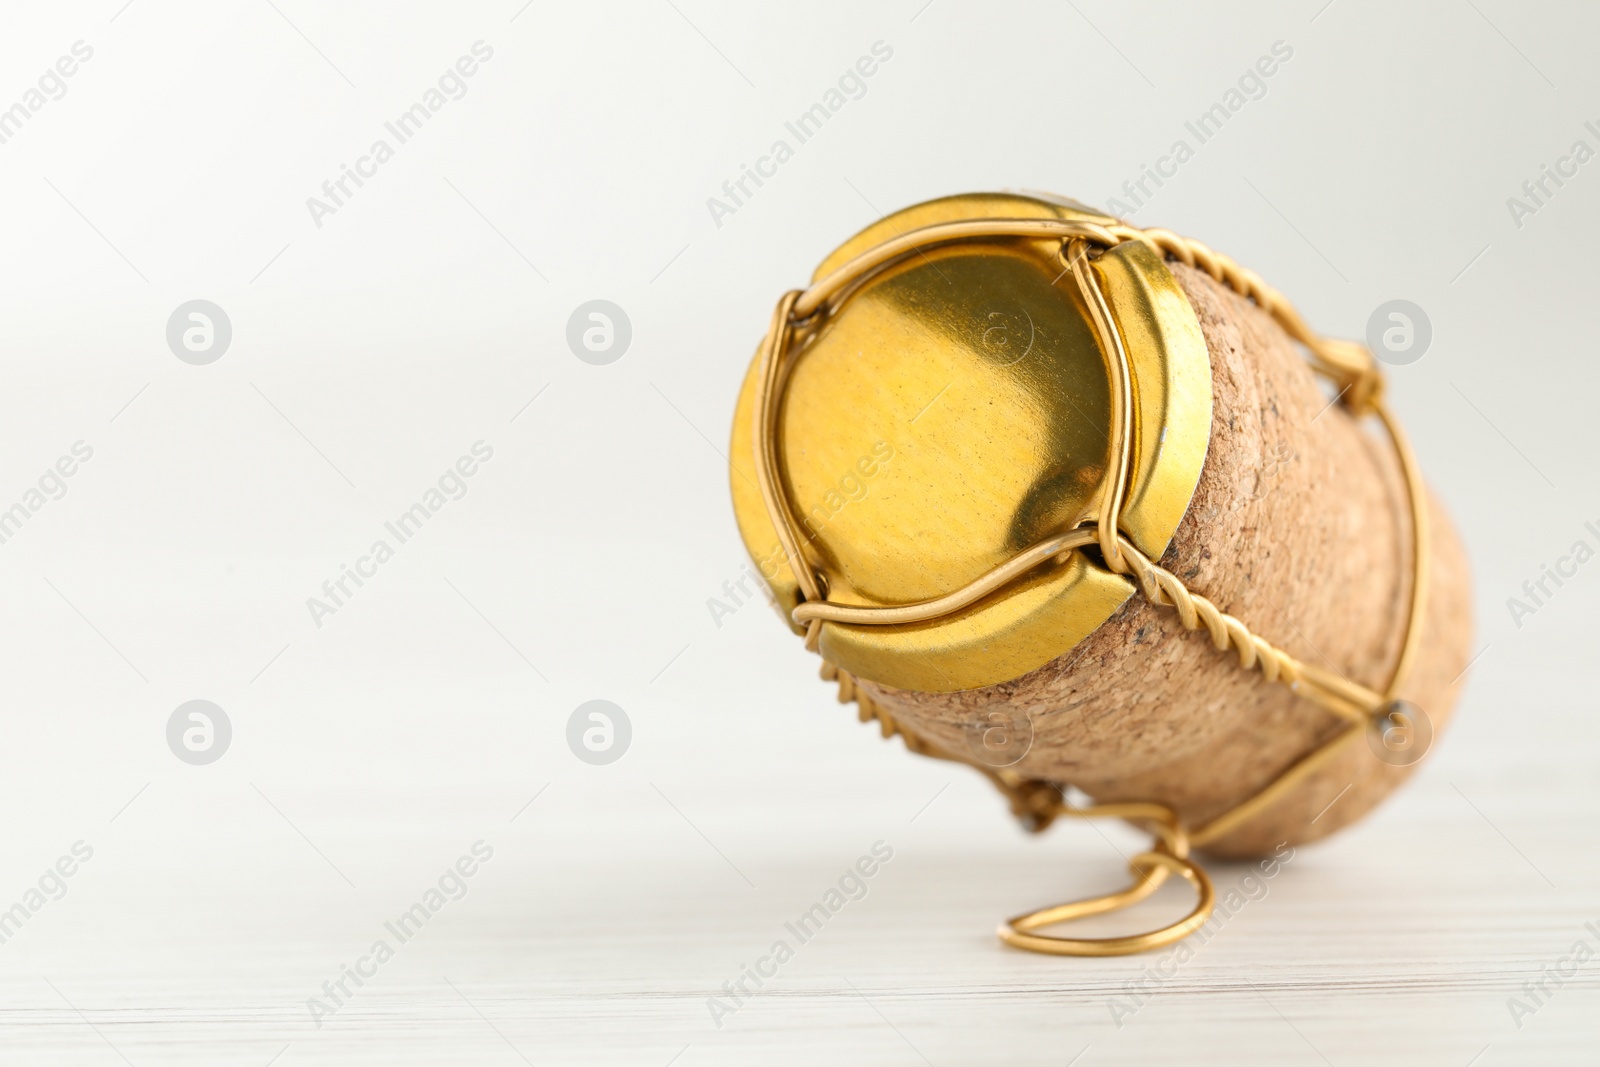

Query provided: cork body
[854,262,1474,857]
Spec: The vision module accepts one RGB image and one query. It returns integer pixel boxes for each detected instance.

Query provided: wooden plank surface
[2,1,1598,1063]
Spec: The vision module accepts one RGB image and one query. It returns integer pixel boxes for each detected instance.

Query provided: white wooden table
[0,670,1593,1065]
[2,0,1597,1062]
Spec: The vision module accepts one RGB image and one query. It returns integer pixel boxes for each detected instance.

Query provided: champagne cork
[729,191,1472,873]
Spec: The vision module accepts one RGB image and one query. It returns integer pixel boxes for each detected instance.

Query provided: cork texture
[853,261,1474,858]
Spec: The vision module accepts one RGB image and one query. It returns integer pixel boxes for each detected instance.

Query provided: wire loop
[998,829,1215,957]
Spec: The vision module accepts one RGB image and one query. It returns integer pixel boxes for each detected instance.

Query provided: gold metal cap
[729,192,1212,693]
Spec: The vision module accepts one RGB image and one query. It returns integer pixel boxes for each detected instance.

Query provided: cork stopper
[729,193,1472,858]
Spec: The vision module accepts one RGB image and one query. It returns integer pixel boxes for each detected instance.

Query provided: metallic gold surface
[728,193,1213,692]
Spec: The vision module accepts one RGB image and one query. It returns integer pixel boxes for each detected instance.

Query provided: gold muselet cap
[728,192,1213,693]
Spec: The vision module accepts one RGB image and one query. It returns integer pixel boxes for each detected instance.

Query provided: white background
[0,1,1597,1063]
